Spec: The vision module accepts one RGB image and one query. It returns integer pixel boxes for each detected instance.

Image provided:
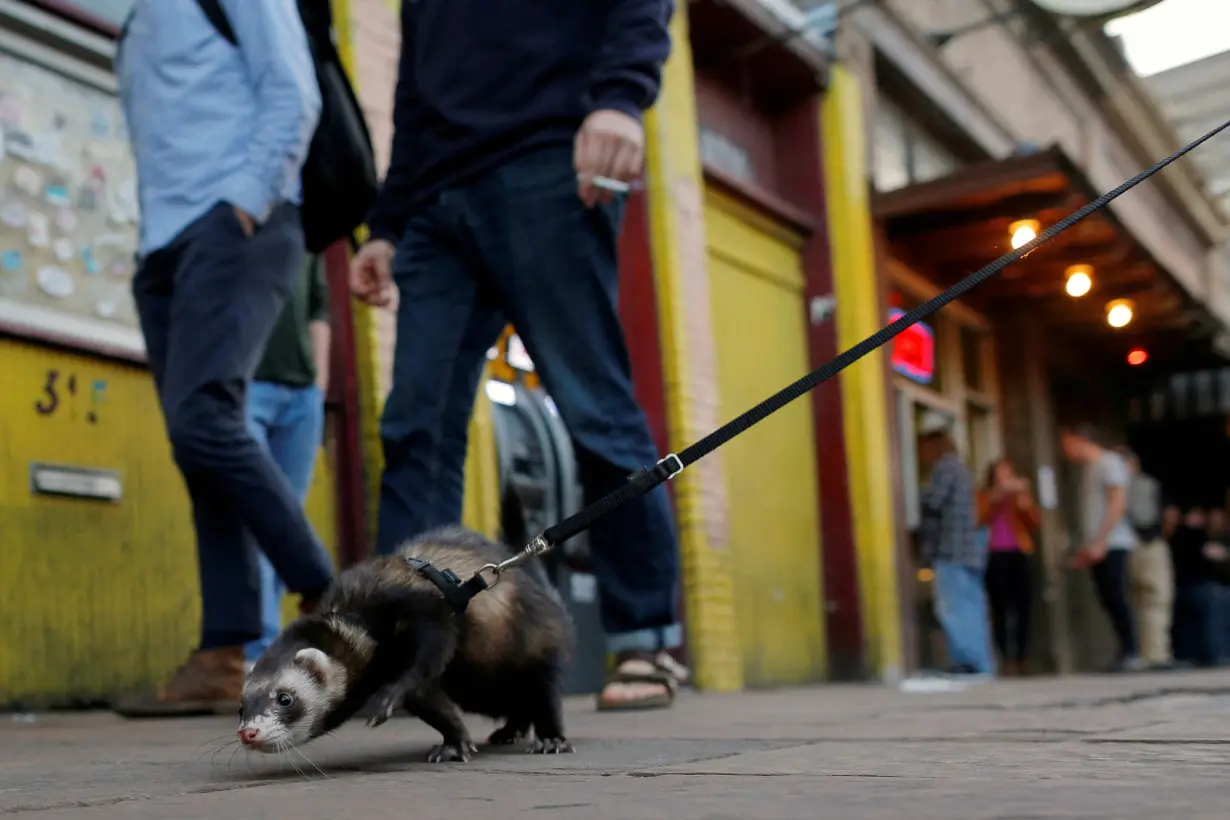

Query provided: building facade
[828,0,1230,673]
[5,0,1229,706]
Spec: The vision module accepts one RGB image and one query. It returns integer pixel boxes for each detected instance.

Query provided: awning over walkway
[873,145,1220,367]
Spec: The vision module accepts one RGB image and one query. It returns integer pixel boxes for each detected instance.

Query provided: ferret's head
[236,615,374,753]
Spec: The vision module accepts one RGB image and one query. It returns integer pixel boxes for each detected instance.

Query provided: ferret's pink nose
[238,727,259,744]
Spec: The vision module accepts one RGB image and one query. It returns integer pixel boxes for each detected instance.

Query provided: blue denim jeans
[243,381,325,663]
[1173,581,1226,667]
[933,560,996,675]
[376,144,681,655]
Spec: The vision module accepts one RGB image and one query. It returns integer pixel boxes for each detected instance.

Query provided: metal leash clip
[475,534,553,588]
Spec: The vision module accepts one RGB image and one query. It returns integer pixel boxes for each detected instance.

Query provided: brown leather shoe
[113,647,244,718]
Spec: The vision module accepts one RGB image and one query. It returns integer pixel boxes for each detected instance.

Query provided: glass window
[873,98,910,192]
[960,325,985,392]
[910,127,959,184]
[965,402,993,479]
[874,92,962,189]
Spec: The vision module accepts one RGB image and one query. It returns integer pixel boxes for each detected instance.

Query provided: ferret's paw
[365,685,404,728]
[488,724,528,745]
[527,737,574,755]
[426,741,477,763]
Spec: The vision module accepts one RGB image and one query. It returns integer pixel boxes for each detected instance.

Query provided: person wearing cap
[917,413,994,679]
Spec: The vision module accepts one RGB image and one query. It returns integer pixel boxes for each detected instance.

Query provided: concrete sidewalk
[4,670,1230,819]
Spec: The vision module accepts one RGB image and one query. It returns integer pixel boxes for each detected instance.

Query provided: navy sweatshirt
[364,0,675,244]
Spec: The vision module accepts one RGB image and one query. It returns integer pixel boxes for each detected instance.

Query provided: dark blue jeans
[1173,581,1225,667]
[377,144,681,653]
[132,202,335,650]
[243,381,326,663]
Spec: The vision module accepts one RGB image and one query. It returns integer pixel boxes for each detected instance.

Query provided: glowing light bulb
[1127,348,1148,366]
[1009,219,1040,250]
[1065,264,1093,297]
[1106,299,1134,329]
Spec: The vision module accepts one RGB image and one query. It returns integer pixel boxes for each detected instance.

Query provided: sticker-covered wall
[0,14,342,706]
[0,50,143,356]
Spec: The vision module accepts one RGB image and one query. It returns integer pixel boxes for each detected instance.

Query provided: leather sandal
[595,651,684,712]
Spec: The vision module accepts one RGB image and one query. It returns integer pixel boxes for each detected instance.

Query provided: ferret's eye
[276,692,295,708]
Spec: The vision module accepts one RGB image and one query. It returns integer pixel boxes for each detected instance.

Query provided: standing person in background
[1060,426,1142,673]
[977,458,1040,677]
[346,0,690,711]
[917,416,994,679]
[1117,447,1173,669]
[112,0,336,716]
[243,253,331,669]
[1168,507,1229,667]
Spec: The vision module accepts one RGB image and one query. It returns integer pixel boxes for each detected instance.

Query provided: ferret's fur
[238,526,575,762]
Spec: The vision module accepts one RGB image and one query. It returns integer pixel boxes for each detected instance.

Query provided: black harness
[403,557,490,614]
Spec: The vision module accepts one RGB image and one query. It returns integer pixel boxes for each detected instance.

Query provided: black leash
[413,116,1230,614]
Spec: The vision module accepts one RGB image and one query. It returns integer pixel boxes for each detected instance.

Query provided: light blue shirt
[115,0,321,258]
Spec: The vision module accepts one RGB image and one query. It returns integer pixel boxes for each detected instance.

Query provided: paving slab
[4,670,1230,819]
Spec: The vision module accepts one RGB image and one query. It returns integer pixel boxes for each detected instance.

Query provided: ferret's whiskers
[278,740,307,779]
[289,742,329,779]
[207,739,239,768]
[193,734,234,760]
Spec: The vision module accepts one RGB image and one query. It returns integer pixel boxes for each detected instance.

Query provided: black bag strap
[196,0,238,46]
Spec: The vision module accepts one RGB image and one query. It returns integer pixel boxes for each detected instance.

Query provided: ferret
[236,526,575,763]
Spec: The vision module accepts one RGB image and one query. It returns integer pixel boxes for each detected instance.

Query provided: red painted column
[774,96,867,679]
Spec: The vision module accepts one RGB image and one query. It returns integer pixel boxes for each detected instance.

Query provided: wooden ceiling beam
[881,190,1082,238]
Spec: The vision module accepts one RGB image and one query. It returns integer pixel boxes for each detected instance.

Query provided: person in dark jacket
[1168,506,1229,667]
[348,0,686,711]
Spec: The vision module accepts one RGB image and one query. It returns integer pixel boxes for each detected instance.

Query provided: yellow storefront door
[703,187,826,687]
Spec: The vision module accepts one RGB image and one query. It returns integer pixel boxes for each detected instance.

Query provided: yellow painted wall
[643,4,744,691]
[821,66,904,681]
[0,339,340,707]
[704,188,826,687]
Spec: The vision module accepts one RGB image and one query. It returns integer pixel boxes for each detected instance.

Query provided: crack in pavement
[922,686,1230,713]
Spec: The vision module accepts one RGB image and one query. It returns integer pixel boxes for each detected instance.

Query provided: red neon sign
[888,307,935,384]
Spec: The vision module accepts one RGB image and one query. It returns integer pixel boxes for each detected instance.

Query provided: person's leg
[460,145,682,708]
[118,241,250,712]
[250,383,326,659]
[1172,583,1195,664]
[122,205,336,707]
[932,561,990,674]
[376,204,505,555]
[1091,550,1140,666]
[241,381,294,665]
[1011,551,1033,666]
[1128,542,1169,666]
[984,553,1011,665]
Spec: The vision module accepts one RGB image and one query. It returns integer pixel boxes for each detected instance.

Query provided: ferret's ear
[294,647,333,686]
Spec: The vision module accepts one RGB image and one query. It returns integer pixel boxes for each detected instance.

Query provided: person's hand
[1071,541,1108,569]
[233,206,256,237]
[574,109,644,208]
[350,239,396,307]
[1204,542,1228,561]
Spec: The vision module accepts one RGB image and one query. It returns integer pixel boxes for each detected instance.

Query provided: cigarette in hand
[580,175,633,193]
